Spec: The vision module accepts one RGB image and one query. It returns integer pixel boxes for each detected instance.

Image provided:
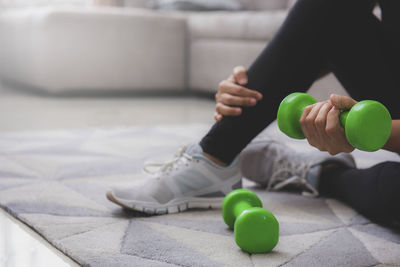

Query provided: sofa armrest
[0,7,186,92]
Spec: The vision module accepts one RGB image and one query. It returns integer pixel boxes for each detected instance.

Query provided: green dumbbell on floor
[277,92,392,152]
[222,189,279,254]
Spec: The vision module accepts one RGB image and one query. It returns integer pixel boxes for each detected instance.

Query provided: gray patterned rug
[0,123,400,267]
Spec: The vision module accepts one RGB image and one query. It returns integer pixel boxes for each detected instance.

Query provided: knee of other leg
[375,161,400,213]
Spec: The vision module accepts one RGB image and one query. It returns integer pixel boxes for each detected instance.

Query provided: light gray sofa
[0,0,347,99]
[0,7,187,92]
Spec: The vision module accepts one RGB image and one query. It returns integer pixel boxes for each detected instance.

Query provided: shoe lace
[143,145,193,178]
[267,153,319,197]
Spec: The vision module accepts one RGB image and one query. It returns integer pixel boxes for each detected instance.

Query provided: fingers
[325,106,341,135]
[215,102,242,117]
[217,93,257,107]
[300,102,325,148]
[314,101,333,147]
[233,66,248,85]
[326,106,354,154]
[315,102,332,130]
[218,80,262,100]
[214,112,223,122]
[330,94,357,110]
[300,99,355,155]
[214,66,262,121]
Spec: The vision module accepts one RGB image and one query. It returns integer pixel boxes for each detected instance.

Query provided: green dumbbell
[277,92,392,152]
[222,189,279,254]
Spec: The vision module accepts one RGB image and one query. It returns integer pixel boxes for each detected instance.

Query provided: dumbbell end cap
[277,92,317,139]
[235,207,279,254]
[345,100,392,152]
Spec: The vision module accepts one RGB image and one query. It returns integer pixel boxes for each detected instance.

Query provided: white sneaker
[106,144,241,215]
[240,138,356,197]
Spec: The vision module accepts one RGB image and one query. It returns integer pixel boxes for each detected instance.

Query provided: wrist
[383,120,400,153]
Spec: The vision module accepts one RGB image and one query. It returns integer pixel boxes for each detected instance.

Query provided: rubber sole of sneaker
[106,191,224,215]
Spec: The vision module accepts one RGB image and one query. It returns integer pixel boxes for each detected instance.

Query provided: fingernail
[250,98,256,105]
[240,78,247,84]
[257,93,263,100]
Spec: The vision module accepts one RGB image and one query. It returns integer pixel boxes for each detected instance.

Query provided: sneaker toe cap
[108,186,155,203]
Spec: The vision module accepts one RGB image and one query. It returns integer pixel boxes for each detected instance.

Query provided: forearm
[383,120,400,154]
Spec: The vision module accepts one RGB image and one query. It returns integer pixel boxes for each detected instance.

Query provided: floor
[0,82,216,267]
[0,85,216,133]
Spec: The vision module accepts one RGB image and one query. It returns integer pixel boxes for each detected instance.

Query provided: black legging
[200,0,400,163]
[199,0,400,225]
[320,161,400,227]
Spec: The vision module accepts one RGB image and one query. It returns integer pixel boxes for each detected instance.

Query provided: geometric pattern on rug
[0,123,399,267]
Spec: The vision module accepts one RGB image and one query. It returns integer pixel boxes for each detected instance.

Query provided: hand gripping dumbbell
[222,189,279,254]
[277,92,392,152]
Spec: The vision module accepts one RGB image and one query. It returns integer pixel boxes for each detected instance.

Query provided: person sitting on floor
[107,0,400,229]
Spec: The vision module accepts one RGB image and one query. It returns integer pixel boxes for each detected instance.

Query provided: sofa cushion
[188,10,288,41]
[127,0,289,11]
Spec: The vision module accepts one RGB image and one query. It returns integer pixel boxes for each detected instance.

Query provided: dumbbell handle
[233,201,253,219]
[222,189,263,229]
[339,111,349,128]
